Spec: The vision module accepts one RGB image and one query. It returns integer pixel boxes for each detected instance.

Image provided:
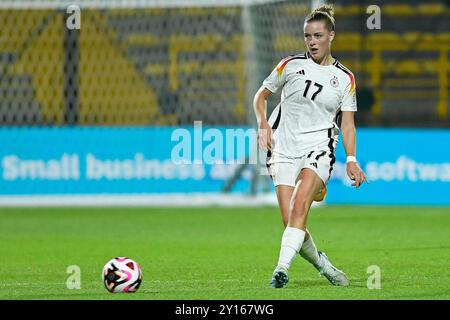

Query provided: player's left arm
[341,111,368,188]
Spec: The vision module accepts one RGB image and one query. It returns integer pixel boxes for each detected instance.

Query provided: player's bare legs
[275,184,322,268]
[270,169,349,287]
[269,170,320,288]
[275,185,294,227]
[275,184,314,245]
[288,168,323,230]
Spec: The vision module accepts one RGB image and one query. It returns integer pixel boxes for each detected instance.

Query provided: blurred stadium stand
[0,1,448,127]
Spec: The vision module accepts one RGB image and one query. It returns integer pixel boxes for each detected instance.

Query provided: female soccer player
[253,4,368,288]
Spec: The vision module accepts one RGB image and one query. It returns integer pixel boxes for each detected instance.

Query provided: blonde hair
[305,4,335,31]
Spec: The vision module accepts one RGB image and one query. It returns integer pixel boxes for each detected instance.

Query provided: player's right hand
[257,120,272,152]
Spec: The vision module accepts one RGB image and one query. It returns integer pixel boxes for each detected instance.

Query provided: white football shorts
[266,135,337,187]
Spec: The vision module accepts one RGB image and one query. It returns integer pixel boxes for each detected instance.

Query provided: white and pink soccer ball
[102,257,142,293]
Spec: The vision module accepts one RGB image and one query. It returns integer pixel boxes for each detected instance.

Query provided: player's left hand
[346,162,369,189]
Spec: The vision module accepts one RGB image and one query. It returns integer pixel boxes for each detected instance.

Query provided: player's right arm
[254,56,290,151]
[253,87,273,151]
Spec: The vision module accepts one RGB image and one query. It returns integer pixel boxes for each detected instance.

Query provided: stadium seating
[0,2,448,127]
[273,2,449,126]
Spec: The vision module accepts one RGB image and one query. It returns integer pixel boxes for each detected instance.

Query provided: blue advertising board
[329,129,450,205]
[0,127,449,205]
[0,126,253,195]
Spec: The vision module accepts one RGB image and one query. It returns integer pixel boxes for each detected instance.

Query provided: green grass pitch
[1,205,449,300]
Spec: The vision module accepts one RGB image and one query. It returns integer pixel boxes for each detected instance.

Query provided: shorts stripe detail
[327,128,336,177]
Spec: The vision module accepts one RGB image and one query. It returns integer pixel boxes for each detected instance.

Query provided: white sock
[299,234,321,268]
[276,227,306,271]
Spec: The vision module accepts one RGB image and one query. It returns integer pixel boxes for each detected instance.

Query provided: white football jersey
[263,52,357,158]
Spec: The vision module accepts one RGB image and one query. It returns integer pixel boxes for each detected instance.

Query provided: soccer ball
[102,257,142,293]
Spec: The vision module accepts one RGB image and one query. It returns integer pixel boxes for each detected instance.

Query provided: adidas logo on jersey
[296,69,305,75]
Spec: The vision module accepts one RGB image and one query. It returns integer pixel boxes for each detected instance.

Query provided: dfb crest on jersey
[330,76,339,88]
